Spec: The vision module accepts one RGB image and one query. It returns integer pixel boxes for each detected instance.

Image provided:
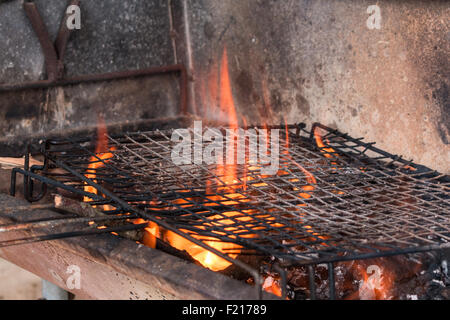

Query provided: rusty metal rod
[0,215,135,233]
[308,265,316,300]
[23,2,61,81]
[0,223,148,248]
[0,64,189,115]
[328,262,336,300]
[54,0,80,62]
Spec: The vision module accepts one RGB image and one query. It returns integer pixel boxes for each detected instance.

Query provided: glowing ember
[263,275,282,297]
[133,218,159,249]
[164,229,241,272]
[349,262,395,300]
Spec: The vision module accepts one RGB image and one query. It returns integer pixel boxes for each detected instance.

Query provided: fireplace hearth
[0,0,448,300]
[3,120,449,299]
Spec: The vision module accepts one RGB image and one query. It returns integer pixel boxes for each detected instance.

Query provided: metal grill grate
[11,123,450,266]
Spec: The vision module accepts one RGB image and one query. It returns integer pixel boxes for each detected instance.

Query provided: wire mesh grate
[31,123,450,265]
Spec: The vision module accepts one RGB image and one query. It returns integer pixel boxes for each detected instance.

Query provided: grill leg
[328,262,336,300]
[42,279,69,300]
[308,265,316,300]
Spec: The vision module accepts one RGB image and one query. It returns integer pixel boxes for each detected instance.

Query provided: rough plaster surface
[0,0,174,82]
[0,0,448,172]
[0,0,45,83]
[0,0,180,144]
[186,0,449,173]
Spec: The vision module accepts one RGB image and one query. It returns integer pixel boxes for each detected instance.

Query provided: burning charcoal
[262,274,282,297]
[287,266,308,290]
[282,252,449,300]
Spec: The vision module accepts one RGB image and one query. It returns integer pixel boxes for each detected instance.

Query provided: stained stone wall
[0,0,448,172]
[0,0,180,152]
[185,0,449,173]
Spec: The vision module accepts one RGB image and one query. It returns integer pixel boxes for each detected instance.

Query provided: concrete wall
[0,0,175,81]
[185,0,449,173]
[0,0,448,172]
[0,0,181,148]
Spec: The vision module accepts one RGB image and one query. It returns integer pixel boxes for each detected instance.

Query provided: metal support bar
[55,0,80,63]
[308,265,316,300]
[0,64,189,116]
[1,1,189,116]
[328,262,336,300]
[23,2,63,81]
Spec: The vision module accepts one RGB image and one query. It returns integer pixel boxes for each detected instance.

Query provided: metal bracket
[23,0,80,81]
[0,0,188,114]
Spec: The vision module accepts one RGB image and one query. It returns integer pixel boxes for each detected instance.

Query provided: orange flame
[133,218,159,249]
[138,49,331,275]
[283,117,290,151]
[156,47,243,272]
[313,127,335,159]
[164,228,241,272]
[83,117,116,210]
[219,47,238,128]
[83,119,161,250]
[218,46,238,189]
[291,161,317,185]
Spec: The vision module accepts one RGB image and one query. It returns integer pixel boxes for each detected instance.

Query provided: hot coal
[281,251,450,300]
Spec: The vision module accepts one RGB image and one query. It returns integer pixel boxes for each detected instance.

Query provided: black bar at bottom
[328,262,336,300]
[308,265,316,300]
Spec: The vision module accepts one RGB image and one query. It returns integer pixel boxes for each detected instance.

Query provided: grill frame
[10,122,449,270]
